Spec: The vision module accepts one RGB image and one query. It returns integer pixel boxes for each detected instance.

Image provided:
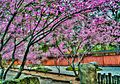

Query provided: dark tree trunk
[0,53,4,80]
[2,60,15,80]
[14,45,30,79]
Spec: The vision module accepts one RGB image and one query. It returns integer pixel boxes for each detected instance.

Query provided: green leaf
[25,2,38,7]
[19,8,25,13]
[39,42,49,52]
[35,66,52,72]
[66,66,102,71]
[66,66,78,71]
[117,2,120,6]
[56,40,60,46]
[6,2,10,7]
[42,45,49,52]
[71,47,76,54]
[38,0,42,2]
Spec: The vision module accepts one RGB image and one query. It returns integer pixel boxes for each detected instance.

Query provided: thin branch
[32,15,70,44]
[0,11,17,51]
[33,15,60,39]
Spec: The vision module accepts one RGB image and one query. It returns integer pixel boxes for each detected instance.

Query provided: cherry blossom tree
[0,0,119,81]
[40,1,120,79]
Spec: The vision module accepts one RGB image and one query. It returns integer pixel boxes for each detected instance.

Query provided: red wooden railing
[42,55,120,66]
[7,55,120,66]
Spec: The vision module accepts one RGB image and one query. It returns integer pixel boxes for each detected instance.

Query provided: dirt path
[12,69,79,84]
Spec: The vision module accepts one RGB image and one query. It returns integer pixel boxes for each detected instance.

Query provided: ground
[12,69,80,84]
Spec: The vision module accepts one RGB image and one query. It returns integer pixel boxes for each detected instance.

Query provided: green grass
[35,67,52,72]
[32,66,52,72]
[66,66,102,71]
[66,66,78,71]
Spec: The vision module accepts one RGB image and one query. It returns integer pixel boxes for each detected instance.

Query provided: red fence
[8,55,120,66]
[42,55,120,66]
[82,55,120,66]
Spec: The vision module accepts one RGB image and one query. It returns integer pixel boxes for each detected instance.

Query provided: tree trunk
[14,46,30,79]
[0,67,4,80]
[3,43,16,80]
[0,53,4,80]
[2,60,15,80]
[71,64,78,77]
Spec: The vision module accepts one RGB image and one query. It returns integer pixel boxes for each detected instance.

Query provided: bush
[2,76,40,84]
[66,65,102,71]
[32,66,52,72]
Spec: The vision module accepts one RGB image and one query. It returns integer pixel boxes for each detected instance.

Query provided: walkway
[11,69,80,84]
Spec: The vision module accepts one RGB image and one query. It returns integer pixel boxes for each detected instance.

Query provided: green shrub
[66,66,102,71]
[32,66,52,72]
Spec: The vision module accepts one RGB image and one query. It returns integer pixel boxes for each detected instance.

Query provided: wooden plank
[114,75,117,84]
[112,76,116,84]
[97,73,120,84]
[117,76,120,84]
[103,73,106,84]
[106,75,108,84]
[101,74,104,84]
[98,73,101,84]
[108,73,112,84]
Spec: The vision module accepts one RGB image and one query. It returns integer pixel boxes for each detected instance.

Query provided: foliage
[66,66,102,71]
[66,66,78,71]
[32,66,52,72]
[0,0,120,80]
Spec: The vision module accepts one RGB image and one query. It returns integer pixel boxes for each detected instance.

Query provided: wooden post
[106,74,108,84]
[98,73,101,84]
[112,76,115,84]
[117,76,119,84]
[101,74,103,84]
[108,73,112,84]
[103,73,106,84]
[97,73,120,84]
[114,75,117,84]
